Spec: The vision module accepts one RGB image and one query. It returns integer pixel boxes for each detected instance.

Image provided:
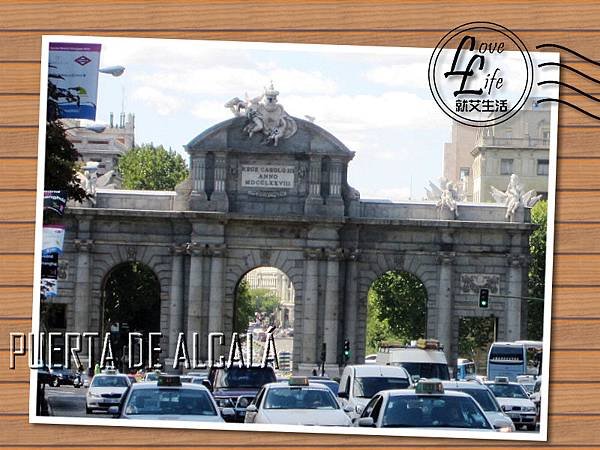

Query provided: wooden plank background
[1,0,600,447]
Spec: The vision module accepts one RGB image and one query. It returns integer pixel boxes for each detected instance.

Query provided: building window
[537,159,549,176]
[500,159,514,175]
[459,167,470,180]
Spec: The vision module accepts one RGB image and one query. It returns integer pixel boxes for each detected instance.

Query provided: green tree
[458,317,496,371]
[528,200,547,340]
[44,80,88,201]
[370,271,427,340]
[234,284,282,335]
[366,290,395,354]
[118,143,188,190]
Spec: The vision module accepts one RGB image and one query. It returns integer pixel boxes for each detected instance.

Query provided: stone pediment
[185,116,355,160]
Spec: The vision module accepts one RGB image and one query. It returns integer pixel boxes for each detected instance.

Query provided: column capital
[304,248,323,260]
[344,248,361,261]
[325,248,344,261]
[186,241,205,256]
[207,244,227,258]
[170,243,187,255]
[507,254,528,267]
[437,251,455,265]
[74,239,93,252]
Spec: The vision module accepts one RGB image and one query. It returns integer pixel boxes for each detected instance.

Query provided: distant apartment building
[443,99,550,203]
[64,112,135,179]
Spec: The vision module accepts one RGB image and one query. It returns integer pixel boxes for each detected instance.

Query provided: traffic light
[343,339,351,361]
[479,288,489,308]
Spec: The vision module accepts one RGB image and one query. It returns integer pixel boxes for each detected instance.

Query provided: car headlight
[88,392,102,398]
[524,406,536,412]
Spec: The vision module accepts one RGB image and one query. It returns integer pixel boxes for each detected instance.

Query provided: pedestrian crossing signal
[479,289,489,308]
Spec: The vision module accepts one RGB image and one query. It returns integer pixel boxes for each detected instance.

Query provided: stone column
[168,244,186,360]
[324,249,342,366]
[304,156,322,214]
[74,238,93,333]
[506,255,525,341]
[343,249,359,364]
[300,249,321,369]
[209,153,229,211]
[186,242,204,346]
[436,252,454,362]
[208,245,226,334]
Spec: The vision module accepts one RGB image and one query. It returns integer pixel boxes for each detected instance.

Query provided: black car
[206,366,277,422]
[49,366,78,387]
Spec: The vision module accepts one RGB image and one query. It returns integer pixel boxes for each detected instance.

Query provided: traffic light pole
[490,294,545,302]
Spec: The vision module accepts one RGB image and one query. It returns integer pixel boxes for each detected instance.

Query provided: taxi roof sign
[157,375,182,387]
[415,379,444,395]
[494,376,510,384]
[288,376,309,386]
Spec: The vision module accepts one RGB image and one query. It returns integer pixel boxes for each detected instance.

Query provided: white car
[442,380,515,431]
[110,375,232,422]
[338,364,412,419]
[485,377,537,430]
[86,372,131,414]
[355,379,495,432]
[245,377,352,426]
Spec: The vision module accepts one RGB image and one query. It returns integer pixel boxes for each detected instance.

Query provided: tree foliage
[458,317,496,371]
[103,262,161,334]
[366,271,427,354]
[45,81,88,201]
[528,200,547,340]
[118,143,188,190]
[234,283,282,334]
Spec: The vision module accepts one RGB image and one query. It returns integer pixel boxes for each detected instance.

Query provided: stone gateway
[53,93,534,375]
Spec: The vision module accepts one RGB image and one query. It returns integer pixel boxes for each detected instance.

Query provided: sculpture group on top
[491,174,542,222]
[426,177,461,218]
[225,82,298,146]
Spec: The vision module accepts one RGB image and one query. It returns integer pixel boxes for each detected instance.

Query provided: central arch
[233,266,296,372]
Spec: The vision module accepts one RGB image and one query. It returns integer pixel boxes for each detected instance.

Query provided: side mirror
[338,391,348,399]
[246,404,258,413]
[357,417,375,427]
[343,404,354,413]
[355,404,365,415]
[221,407,235,418]
[107,406,120,417]
[202,379,213,391]
[411,375,420,384]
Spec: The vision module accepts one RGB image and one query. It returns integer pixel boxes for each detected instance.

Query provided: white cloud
[365,63,429,89]
[131,86,183,116]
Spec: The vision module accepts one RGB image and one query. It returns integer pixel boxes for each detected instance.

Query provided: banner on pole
[48,42,101,120]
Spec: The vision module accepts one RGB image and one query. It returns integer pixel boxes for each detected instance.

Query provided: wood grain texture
[1,0,600,447]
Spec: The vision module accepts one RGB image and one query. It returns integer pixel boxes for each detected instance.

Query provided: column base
[296,363,340,377]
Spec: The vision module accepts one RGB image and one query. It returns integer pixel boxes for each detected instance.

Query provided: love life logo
[429,21,600,125]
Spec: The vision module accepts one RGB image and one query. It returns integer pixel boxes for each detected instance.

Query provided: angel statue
[426,177,460,218]
[490,174,542,222]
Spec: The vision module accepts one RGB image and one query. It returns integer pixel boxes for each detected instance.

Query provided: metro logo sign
[74,55,92,66]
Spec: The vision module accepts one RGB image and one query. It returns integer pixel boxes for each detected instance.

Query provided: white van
[376,340,450,381]
[338,365,412,419]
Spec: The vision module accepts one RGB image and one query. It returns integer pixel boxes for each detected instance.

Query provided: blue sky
[87,37,453,201]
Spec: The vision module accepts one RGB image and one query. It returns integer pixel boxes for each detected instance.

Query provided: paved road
[46,385,110,418]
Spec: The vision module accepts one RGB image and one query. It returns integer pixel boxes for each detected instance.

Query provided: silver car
[442,380,515,431]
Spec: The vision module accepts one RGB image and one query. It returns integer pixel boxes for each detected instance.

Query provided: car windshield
[216,367,276,389]
[264,387,339,410]
[353,377,410,398]
[381,395,491,429]
[487,383,528,399]
[397,363,450,380]
[91,376,128,388]
[145,373,159,381]
[446,387,499,412]
[124,388,217,416]
[313,380,339,396]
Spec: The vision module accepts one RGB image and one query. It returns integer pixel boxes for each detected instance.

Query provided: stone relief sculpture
[75,162,98,198]
[225,82,298,146]
[490,174,542,222]
[426,177,460,217]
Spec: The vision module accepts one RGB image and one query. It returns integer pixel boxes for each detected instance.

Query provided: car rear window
[91,376,128,388]
[264,387,339,410]
[124,388,217,416]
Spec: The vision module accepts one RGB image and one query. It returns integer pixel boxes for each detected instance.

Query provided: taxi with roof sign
[354,379,496,431]
[108,374,233,422]
[244,376,352,426]
[484,376,537,430]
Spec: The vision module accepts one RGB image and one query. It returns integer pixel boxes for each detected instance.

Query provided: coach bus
[487,341,543,382]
